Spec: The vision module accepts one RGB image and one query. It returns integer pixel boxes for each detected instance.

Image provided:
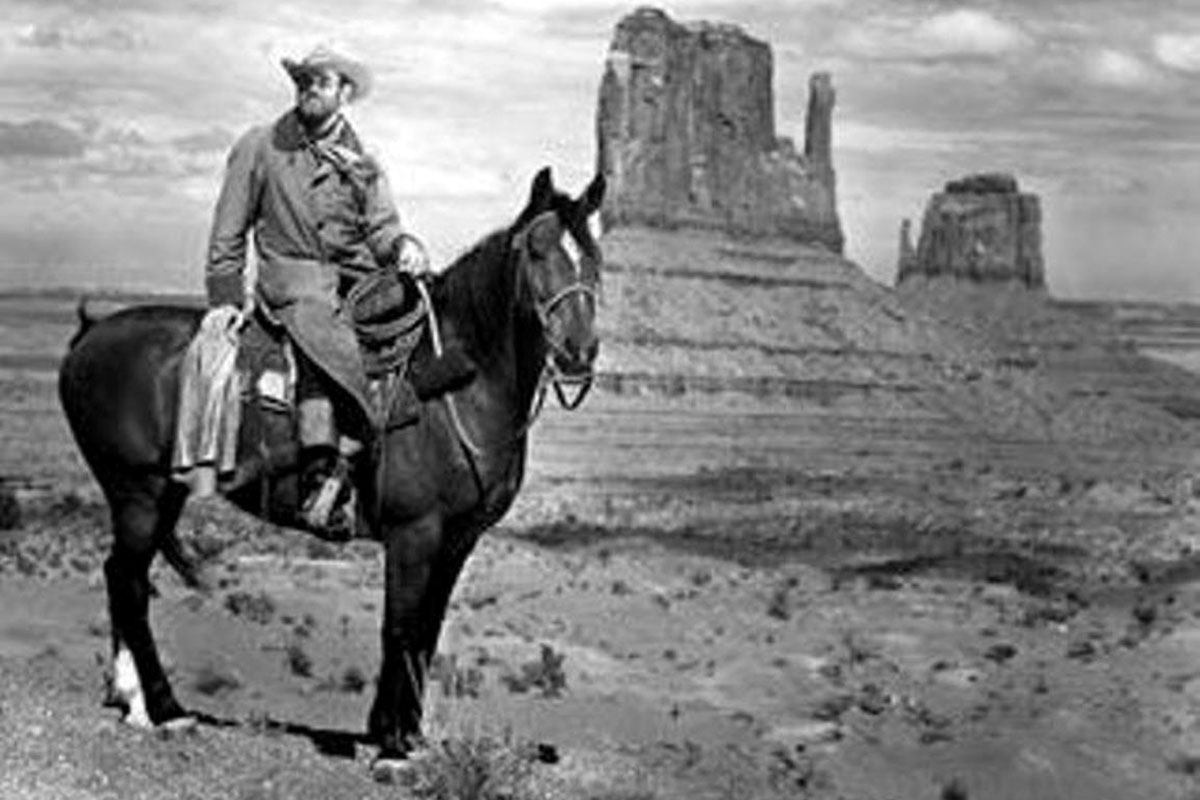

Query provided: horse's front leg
[368,512,443,770]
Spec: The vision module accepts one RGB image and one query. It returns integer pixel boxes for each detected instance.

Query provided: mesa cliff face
[585,9,1197,463]
[596,7,843,252]
[898,173,1045,289]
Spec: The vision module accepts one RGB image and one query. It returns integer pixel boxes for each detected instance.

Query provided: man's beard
[297,94,339,130]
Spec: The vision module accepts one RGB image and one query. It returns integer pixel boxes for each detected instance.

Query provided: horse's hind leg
[104,478,192,729]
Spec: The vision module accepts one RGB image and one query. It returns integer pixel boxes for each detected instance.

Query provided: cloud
[0,119,226,198]
[1154,33,1200,73]
[16,18,144,51]
[1085,48,1161,89]
[842,8,1026,63]
[8,0,230,13]
[77,123,225,188]
[914,9,1026,59]
[0,119,87,159]
[171,127,235,154]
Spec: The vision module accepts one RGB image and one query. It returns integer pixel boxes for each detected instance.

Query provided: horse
[57,166,605,774]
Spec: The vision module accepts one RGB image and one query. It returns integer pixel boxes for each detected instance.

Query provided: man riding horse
[205,46,424,537]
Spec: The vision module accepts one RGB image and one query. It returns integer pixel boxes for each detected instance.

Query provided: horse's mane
[428,223,521,355]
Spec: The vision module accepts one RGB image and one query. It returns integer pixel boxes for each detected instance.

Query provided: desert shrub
[430,653,484,699]
[293,612,318,638]
[192,664,242,696]
[223,590,277,624]
[47,491,86,519]
[0,486,21,530]
[304,538,341,560]
[940,778,970,800]
[189,527,233,560]
[339,665,368,694]
[407,733,539,800]
[284,642,313,678]
[500,644,567,698]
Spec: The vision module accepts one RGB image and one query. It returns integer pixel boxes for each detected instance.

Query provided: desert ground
[4,289,1200,800]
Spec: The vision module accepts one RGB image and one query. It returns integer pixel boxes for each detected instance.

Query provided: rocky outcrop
[898,218,917,277]
[898,173,1044,289]
[596,7,843,252]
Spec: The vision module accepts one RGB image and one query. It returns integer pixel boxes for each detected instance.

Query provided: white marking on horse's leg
[114,643,152,728]
[372,755,422,786]
[159,715,199,735]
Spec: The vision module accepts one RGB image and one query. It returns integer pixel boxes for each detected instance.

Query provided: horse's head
[511,167,605,406]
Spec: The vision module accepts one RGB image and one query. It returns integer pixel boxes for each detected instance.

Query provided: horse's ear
[530,167,554,209]
[580,173,606,215]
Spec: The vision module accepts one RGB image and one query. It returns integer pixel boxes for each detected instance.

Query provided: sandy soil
[5,290,1200,798]
[6,440,1200,799]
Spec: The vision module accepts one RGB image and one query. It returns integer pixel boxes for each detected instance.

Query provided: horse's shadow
[191,710,368,759]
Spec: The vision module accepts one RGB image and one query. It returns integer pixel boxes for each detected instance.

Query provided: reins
[413,221,598,464]
[414,275,485,459]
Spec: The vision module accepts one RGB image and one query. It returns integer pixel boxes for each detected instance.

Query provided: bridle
[410,213,601,460]
[515,212,601,424]
[530,280,598,413]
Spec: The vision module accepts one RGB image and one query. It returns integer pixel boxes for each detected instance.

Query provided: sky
[0,0,1198,300]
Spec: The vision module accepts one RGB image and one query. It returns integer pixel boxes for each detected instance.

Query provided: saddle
[346,269,428,379]
[208,272,474,534]
[239,271,465,428]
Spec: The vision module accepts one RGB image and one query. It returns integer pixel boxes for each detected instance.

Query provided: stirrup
[300,464,355,541]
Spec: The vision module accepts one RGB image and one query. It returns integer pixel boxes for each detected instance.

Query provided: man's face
[294,67,350,126]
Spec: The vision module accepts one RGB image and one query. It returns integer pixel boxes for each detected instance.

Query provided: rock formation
[898,172,1044,289]
[596,7,843,252]
[897,218,917,277]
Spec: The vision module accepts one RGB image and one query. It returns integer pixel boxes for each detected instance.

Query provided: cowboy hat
[281,45,372,103]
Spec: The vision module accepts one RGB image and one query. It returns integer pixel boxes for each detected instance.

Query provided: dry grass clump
[284,641,313,678]
[0,484,20,530]
[0,491,107,578]
[192,663,242,696]
[500,644,567,698]
[338,665,368,693]
[406,733,540,800]
[223,590,277,624]
[430,652,484,699]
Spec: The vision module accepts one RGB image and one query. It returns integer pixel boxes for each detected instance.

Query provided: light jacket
[205,109,403,310]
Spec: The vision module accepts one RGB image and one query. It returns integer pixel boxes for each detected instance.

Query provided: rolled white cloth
[172,306,245,495]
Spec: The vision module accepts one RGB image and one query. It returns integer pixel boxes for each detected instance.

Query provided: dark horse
[58,167,605,772]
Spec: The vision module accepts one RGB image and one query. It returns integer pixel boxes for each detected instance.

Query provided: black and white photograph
[1,1,1199,797]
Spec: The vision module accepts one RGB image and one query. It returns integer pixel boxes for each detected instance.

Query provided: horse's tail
[68,296,97,349]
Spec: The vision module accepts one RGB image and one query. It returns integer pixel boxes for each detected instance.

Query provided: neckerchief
[305,114,378,201]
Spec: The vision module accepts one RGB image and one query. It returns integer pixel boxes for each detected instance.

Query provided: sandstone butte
[589,7,1200,455]
[596,6,842,252]
[898,173,1045,289]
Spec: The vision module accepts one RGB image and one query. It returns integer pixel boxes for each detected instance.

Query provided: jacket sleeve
[363,161,405,269]
[205,128,263,307]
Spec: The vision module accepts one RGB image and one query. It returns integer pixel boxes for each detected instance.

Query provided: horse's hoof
[371,755,419,786]
[156,715,199,739]
[120,708,155,730]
